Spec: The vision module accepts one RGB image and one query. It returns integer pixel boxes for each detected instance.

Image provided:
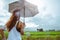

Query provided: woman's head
[13,10,20,20]
[6,10,20,31]
[6,9,25,35]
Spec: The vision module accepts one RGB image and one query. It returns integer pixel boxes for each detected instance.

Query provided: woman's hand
[20,28,24,35]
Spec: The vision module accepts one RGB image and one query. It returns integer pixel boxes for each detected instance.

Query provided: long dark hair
[5,12,18,31]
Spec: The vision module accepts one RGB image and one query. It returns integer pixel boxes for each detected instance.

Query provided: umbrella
[9,0,39,17]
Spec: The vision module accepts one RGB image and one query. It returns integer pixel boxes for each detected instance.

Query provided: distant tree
[37,28,43,32]
[49,29,55,31]
[56,30,60,32]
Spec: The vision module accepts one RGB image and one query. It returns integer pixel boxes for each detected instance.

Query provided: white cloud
[25,18,33,22]
[0,0,11,25]
[25,22,39,28]
[0,0,4,10]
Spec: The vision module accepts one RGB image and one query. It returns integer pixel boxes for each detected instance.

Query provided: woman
[6,9,25,40]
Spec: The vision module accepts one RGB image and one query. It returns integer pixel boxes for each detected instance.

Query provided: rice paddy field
[0,31,60,40]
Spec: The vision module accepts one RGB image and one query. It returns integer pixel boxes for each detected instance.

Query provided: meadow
[0,31,60,40]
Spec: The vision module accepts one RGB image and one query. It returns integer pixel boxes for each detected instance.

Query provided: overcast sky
[0,0,60,31]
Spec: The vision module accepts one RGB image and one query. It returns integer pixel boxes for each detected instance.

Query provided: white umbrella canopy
[9,0,39,17]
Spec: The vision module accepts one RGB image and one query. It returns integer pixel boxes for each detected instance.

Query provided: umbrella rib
[25,7,34,17]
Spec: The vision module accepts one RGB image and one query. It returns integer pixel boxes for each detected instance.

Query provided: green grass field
[0,31,60,40]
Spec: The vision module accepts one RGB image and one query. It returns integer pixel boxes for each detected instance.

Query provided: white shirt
[7,25,22,40]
